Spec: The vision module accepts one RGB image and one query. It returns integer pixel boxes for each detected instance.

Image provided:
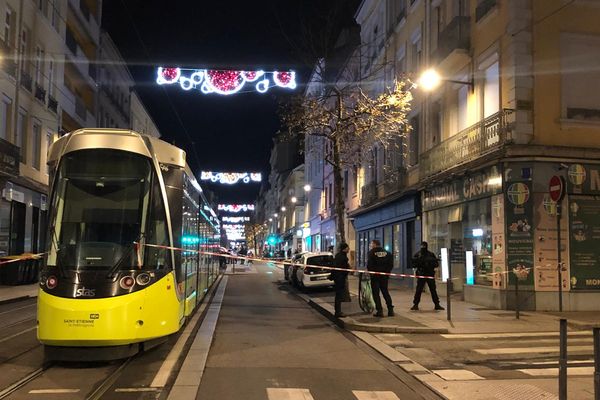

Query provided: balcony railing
[47,95,58,113]
[361,181,377,206]
[34,84,46,102]
[476,0,497,22]
[420,109,514,179]
[20,71,32,92]
[432,16,470,65]
[75,96,87,120]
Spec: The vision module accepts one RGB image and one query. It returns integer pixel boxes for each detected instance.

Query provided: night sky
[101,0,357,204]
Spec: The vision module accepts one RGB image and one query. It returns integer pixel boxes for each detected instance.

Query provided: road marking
[518,366,594,376]
[0,326,36,343]
[442,331,591,339]
[352,390,400,399]
[432,369,485,381]
[475,345,593,355]
[151,276,226,388]
[266,388,315,400]
[115,387,161,392]
[29,389,80,394]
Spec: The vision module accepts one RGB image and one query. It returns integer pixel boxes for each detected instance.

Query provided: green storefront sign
[569,195,600,290]
[505,181,534,286]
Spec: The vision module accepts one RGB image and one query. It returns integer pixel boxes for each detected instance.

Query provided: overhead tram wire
[117,0,203,170]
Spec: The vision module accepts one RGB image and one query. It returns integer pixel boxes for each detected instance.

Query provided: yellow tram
[37,129,220,360]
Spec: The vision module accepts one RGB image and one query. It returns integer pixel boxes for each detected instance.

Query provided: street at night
[1,0,600,399]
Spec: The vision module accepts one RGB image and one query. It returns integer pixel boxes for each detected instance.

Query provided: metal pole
[559,318,568,400]
[447,263,452,321]
[594,327,600,400]
[515,275,520,320]
[557,202,563,312]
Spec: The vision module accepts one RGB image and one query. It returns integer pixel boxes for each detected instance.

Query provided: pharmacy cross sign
[548,175,565,202]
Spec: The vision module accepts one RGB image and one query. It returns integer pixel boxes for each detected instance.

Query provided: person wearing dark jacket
[332,243,351,318]
[367,239,394,317]
[411,241,444,311]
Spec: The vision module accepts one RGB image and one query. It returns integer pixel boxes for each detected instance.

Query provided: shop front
[353,193,420,274]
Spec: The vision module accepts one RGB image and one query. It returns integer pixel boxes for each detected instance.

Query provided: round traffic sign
[549,175,565,202]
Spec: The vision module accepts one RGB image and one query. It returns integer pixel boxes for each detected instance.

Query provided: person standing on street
[367,240,394,318]
[332,242,351,318]
[411,241,444,311]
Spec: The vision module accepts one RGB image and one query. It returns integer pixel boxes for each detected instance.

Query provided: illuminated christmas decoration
[222,216,250,223]
[200,171,262,185]
[156,67,297,95]
[218,204,255,213]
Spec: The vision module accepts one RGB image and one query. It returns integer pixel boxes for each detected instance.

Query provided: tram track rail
[0,363,52,400]
[85,357,133,400]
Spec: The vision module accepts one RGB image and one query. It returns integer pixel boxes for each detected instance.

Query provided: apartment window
[409,115,420,166]
[561,33,600,121]
[32,122,41,170]
[3,8,12,47]
[48,58,55,96]
[430,100,441,144]
[457,85,469,131]
[329,183,333,206]
[410,28,422,72]
[35,46,44,85]
[51,0,59,31]
[19,28,29,71]
[38,0,48,16]
[16,110,26,163]
[46,131,52,174]
[483,61,500,118]
[0,96,11,141]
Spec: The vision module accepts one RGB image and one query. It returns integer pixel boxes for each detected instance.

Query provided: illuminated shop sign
[222,216,250,223]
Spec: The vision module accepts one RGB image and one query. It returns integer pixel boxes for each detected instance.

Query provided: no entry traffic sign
[549,175,565,202]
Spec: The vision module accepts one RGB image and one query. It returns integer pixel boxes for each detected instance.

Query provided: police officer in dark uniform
[367,239,394,317]
[411,241,444,311]
[332,242,351,318]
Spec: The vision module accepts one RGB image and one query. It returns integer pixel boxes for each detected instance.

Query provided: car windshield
[46,149,152,271]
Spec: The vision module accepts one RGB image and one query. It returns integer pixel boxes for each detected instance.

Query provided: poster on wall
[491,194,506,289]
[505,181,535,286]
[569,195,600,290]
[533,193,569,291]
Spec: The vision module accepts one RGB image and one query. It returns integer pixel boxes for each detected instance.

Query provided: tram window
[145,175,171,270]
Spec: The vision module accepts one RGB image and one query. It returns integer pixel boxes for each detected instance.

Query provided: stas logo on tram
[75,287,96,297]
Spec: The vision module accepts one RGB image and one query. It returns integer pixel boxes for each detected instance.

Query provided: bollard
[447,264,452,321]
[559,319,567,400]
[594,327,600,400]
[515,276,520,320]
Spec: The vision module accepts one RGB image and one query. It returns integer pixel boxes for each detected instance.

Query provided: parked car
[287,252,334,290]
[284,252,307,280]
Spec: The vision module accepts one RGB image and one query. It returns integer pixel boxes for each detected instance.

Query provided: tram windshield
[46,149,152,271]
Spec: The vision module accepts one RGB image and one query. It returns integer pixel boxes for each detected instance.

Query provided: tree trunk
[332,137,346,246]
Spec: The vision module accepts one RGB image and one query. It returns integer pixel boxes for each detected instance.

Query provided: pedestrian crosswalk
[266,388,401,400]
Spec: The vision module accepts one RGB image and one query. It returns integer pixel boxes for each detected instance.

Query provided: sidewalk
[0,282,38,304]
[303,274,600,335]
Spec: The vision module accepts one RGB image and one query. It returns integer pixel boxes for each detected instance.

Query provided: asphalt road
[196,262,435,400]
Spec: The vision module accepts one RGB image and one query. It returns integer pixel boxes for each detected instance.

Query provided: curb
[298,293,449,334]
[0,294,36,306]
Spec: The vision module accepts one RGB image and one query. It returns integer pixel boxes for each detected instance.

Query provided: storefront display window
[0,200,9,256]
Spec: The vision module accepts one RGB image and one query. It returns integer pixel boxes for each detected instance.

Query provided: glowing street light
[281,206,286,212]
[303,184,311,192]
[274,213,279,218]
[269,218,273,222]
[418,68,474,92]
[291,196,297,203]
[418,68,442,91]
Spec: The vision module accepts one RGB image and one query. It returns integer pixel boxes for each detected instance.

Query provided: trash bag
[358,272,376,313]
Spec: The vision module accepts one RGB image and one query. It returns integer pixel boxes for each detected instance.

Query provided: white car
[288,252,335,289]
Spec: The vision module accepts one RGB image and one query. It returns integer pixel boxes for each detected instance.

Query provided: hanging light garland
[200,171,262,184]
[157,67,297,95]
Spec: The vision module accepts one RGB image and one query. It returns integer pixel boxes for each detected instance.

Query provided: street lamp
[303,184,311,192]
[291,196,297,203]
[418,68,473,92]
[281,206,286,212]
[273,213,278,218]
[269,218,273,222]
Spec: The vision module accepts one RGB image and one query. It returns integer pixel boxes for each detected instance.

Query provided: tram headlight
[119,276,135,290]
[136,273,151,286]
[46,276,58,289]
